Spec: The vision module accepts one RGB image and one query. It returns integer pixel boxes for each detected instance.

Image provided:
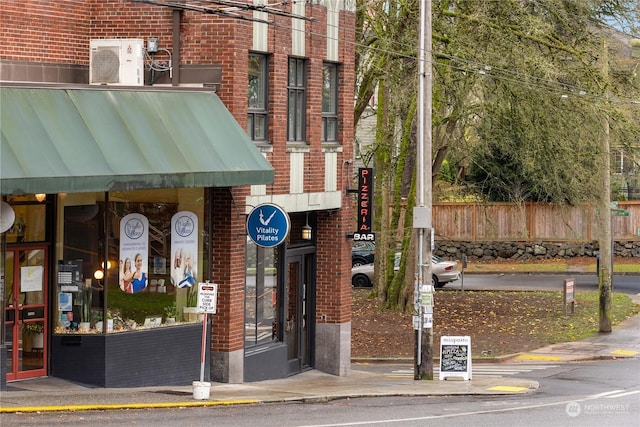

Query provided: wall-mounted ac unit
[90,39,144,86]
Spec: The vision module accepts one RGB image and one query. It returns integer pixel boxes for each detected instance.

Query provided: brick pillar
[209,187,248,383]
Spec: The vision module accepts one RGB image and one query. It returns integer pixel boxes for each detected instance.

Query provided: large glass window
[322,62,338,142]
[248,53,268,141]
[54,189,207,334]
[245,238,279,347]
[2,195,47,243]
[287,57,307,142]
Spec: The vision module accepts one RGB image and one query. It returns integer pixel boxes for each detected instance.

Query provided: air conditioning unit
[90,39,144,86]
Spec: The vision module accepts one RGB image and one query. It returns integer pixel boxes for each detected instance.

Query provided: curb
[0,399,262,414]
[351,354,519,365]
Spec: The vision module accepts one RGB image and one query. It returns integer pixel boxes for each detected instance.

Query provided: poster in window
[171,211,198,288]
[119,213,149,293]
[21,265,43,292]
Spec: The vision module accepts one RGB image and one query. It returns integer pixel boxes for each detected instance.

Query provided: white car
[351,254,460,288]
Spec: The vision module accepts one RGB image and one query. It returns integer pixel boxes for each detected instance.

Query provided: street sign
[197,282,218,314]
[611,208,630,217]
[246,203,291,248]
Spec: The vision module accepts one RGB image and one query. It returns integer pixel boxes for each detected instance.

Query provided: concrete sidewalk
[2,311,639,413]
[2,269,638,414]
[0,369,539,413]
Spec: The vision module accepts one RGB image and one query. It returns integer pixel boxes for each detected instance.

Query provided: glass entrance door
[4,247,48,381]
[285,252,314,375]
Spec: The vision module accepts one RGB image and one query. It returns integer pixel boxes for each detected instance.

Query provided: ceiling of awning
[0,86,274,195]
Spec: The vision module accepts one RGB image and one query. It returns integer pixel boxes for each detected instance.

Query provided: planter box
[51,323,208,387]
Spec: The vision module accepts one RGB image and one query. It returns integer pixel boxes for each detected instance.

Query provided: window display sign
[21,265,43,292]
[58,260,83,292]
[119,213,149,293]
[171,211,198,288]
[58,292,73,311]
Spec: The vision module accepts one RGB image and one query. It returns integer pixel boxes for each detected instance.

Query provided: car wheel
[352,273,371,288]
[352,258,367,267]
[432,275,444,288]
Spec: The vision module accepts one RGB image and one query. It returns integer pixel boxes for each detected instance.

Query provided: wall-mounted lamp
[101,260,113,270]
[35,194,46,202]
[302,213,312,240]
[94,269,104,280]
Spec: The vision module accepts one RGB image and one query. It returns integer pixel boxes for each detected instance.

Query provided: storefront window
[54,189,207,334]
[245,238,279,347]
[3,195,47,243]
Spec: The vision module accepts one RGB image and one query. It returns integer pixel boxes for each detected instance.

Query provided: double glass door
[4,247,48,381]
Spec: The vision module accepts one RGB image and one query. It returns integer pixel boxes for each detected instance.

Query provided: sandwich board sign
[439,335,472,381]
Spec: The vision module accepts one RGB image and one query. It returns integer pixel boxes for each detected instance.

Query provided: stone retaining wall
[435,241,640,261]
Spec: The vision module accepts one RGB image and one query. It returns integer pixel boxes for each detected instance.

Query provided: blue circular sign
[246,203,291,248]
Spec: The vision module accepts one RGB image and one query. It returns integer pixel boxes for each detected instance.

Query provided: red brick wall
[1,0,90,63]
[210,187,251,352]
[314,6,356,326]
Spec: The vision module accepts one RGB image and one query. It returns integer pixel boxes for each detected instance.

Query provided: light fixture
[94,269,104,280]
[101,260,113,270]
[302,213,312,240]
[35,194,46,202]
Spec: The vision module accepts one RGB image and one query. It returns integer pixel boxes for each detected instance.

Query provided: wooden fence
[396,201,640,242]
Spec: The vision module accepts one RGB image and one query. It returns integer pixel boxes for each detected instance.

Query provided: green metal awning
[0,86,274,194]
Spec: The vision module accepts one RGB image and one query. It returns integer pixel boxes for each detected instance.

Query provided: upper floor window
[248,54,268,141]
[287,57,306,142]
[322,63,338,142]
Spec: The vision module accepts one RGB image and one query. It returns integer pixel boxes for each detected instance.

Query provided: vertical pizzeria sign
[354,167,375,241]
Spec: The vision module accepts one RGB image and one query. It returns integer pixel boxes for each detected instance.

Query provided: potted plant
[23,322,44,351]
[80,279,92,331]
[93,310,114,332]
[183,286,200,322]
[164,302,178,324]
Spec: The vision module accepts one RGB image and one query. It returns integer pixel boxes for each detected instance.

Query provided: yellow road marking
[610,349,638,356]
[515,354,562,361]
[0,400,260,413]
[487,386,529,392]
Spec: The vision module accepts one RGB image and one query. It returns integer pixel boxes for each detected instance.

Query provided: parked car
[352,241,375,267]
[351,253,460,288]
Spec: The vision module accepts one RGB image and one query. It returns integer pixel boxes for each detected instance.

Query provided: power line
[129,0,639,105]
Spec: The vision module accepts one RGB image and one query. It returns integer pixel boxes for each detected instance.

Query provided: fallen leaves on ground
[351,288,639,359]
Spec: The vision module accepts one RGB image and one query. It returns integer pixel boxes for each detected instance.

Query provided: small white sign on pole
[197,282,218,314]
[439,336,472,381]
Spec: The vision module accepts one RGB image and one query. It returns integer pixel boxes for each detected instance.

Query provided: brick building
[0,0,356,388]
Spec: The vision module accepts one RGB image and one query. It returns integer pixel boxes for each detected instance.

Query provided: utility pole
[414,0,433,380]
[598,38,612,333]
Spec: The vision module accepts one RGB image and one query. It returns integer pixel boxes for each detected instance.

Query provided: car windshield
[432,255,444,263]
